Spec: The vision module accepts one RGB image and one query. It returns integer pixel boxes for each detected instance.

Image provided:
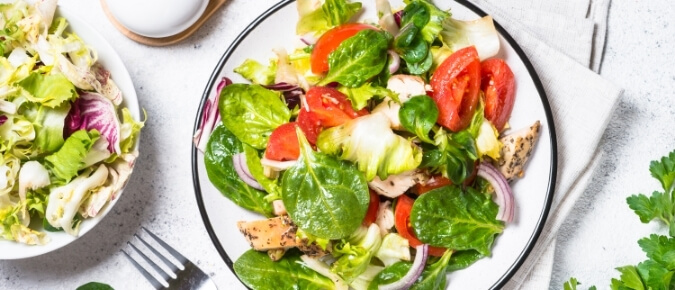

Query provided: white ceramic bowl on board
[104,0,208,38]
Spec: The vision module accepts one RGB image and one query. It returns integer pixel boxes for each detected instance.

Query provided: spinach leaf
[234,249,335,290]
[446,249,484,272]
[368,250,452,290]
[281,129,369,240]
[399,95,438,143]
[419,129,478,184]
[243,144,282,201]
[219,84,291,149]
[367,262,409,290]
[319,29,389,88]
[405,50,433,75]
[411,185,504,255]
[204,124,273,217]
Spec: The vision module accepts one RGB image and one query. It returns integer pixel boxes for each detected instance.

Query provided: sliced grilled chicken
[495,121,541,181]
[369,170,429,198]
[237,216,298,251]
[372,75,429,130]
[238,216,331,257]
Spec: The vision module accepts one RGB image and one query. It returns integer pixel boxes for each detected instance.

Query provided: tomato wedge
[265,123,300,161]
[363,190,380,225]
[305,86,368,127]
[394,195,447,257]
[430,46,481,132]
[296,109,322,144]
[481,58,515,132]
[311,23,375,74]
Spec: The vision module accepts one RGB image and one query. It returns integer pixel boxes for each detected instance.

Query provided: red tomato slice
[430,46,481,132]
[305,86,368,127]
[363,190,380,225]
[412,176,452,195]
[394,195,447,257]
[481,58,515,132]
[296,109,322,144]
[265,123,300,161]
[311,23,375,74]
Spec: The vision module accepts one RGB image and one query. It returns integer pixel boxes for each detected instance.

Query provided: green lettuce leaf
[317,112,422,181]
[296,0,362,36]
[338,83,398,111]
[17,72,77,108]
[119,108,145,153]
[234,58,277,85]
[44,129,100,184]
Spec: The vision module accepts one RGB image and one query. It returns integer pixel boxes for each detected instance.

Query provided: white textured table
[0,0,672,289]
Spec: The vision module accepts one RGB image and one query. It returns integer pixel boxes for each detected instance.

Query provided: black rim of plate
[191,0,558,288]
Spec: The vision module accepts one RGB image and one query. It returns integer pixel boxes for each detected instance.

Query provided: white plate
[0,6,140,260]
[192,0,556,288]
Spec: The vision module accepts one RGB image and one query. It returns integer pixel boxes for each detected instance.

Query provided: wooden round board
[100,0,227,46]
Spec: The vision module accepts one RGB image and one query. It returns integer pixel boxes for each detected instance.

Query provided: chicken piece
[495,121,541,181]
[238,216,331,257]
[372,75,429,130]
[237,216,298,251]
[368,170,429,198]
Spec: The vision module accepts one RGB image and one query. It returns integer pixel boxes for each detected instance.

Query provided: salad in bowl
[194,0,543,288]
[0,0,143,248]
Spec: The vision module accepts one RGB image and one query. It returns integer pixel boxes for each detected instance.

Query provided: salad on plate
[194,0,541,288]
[0,0,144,246]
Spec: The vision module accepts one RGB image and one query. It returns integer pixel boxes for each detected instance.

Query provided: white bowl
[0,6,141,260]
[104,0,209,38]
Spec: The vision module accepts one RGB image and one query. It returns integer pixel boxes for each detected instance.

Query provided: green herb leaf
[320,29,389,87]
[636,260,673,290]
[234,249,335,290]
[411,185,504,255]
[76,282,114,290]
[650,150,675,192]
[219,84,291,149]
[282,128,369,239]
[204,124,273,217]
[613,266,646,290]
[638,234,675,270]
[399,95,438,143]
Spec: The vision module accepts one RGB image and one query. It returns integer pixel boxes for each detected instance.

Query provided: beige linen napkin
[467,0,623,288]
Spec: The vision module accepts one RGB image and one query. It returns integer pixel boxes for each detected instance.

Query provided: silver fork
[122,227,218,290]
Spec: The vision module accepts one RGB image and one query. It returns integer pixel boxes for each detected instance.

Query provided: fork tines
[122,227,188,289]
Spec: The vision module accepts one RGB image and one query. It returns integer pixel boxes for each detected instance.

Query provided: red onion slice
[477,162,514,222]
[379,244,428,290]
[193,77,231,152]
[387,50,400,74]
[233,153,264,190]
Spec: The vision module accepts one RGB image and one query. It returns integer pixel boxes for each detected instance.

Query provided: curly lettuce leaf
[338,83,397,111]
[17,72,77,108]
[119,108,144,153]
[317,112,422,181]
[44,129,100,185]
[297,0,362,36]
[234,58,277,86]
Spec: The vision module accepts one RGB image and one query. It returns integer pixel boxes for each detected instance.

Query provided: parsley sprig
[565,150,675,290]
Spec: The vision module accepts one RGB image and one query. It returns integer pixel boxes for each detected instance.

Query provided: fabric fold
[467,0,622,288]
